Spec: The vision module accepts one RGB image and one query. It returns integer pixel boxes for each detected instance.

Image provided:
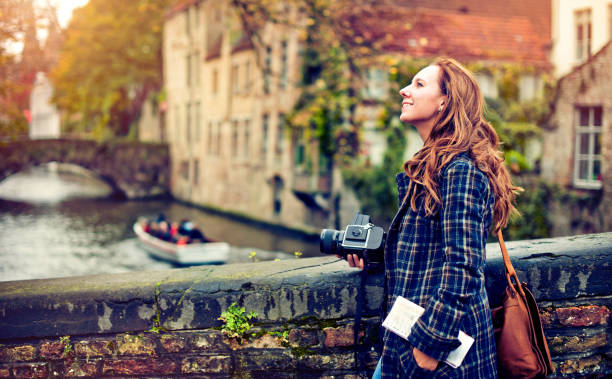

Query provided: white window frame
[573,106,603,189]
[574,8,592,64]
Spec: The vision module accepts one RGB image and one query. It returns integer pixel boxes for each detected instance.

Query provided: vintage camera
[320,212,385,266]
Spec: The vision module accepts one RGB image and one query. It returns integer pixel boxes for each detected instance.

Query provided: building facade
[551,0,612,77]
[542,41,611,233]
[163,0,332,231]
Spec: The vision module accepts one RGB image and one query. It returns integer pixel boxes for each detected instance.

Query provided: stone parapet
[0,233,610,378]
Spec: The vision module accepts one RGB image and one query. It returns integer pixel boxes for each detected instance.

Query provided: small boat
[133,219,230,265]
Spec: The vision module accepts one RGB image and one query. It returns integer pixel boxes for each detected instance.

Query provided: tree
[50,0,172,139]
[0,0,44,140]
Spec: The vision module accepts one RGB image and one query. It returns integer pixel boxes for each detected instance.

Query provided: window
[207,121,213,155]
[575,9,592,63]
[245,61,251,92]
[186,103,191,141]
[195,102,201,141]
[194,5,199,29]
[231,120,239,157]
[363,68,387,99]
[232,64,240,94]
[519,74,541,102]
[193,159,199,185]
[212,69,218,94]
[174,105,180,142]
[186,54,191,87]
[264,46,272,94]
[276,113,285,155]
[244,119,250,158]
[574,106,603,189]
[280,41,288,89]
[293,129,305,167]
[217,121,222,156]
[185,8,190,35]
[180,160,189,180]
[262,114,269,157]
[194,51,200,87]
[475,72,498,99]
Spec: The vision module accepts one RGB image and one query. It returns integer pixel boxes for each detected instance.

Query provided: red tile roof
[165,0,199,20]
[388,0,551,41]
[338,5,551,68]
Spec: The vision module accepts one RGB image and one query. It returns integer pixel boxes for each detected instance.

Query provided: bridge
[0,138,170,199]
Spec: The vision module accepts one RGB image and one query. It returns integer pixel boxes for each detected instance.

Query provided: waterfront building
[159,0,551,231]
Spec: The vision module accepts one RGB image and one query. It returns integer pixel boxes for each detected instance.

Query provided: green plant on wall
[218,303,258,343]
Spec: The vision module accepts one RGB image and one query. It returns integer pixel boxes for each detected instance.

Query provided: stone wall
[0,233,610,378]
[0,139,170,199]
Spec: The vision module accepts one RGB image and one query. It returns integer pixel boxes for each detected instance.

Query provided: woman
[348,58,520,378]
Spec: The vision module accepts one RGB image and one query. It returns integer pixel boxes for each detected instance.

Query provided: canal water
[0,164,320,282]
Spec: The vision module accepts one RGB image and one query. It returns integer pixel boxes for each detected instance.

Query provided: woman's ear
[438,97,448,112]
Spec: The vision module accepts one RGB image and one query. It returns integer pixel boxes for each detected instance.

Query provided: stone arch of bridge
[0,139,170,199]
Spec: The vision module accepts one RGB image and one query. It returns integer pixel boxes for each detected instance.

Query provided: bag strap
[497,230,526,298]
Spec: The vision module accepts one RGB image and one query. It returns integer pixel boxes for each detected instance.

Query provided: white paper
[382,296,474,369]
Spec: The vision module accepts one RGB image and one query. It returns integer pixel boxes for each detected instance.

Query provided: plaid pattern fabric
[381,154,498,378]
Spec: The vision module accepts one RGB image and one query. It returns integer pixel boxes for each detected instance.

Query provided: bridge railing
[0,233,610,378]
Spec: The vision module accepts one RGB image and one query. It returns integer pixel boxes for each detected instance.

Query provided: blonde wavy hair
[403,58,520,232]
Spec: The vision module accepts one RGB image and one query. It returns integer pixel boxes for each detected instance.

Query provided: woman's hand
[413,347,438,371]
[346,254,364,270]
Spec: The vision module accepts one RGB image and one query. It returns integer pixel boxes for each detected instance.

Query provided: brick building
[541,41,612,233]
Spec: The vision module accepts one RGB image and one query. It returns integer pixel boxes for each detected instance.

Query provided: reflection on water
[0,164,319,282]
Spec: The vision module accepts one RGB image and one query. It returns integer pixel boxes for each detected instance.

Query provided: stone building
[541,41,611,233]
[160,0,552,231]
[163,0,325,232]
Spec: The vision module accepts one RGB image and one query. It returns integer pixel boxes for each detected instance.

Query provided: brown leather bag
[491,231,554,378]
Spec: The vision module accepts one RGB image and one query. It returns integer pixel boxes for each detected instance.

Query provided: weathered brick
[559,354,603,375]
[539,308,555,326]
[11,362,48,378]
[115,334,157,357]
[65,360,99,377]
[40,341,66,360]
[236,350,295,371]
[298,353,355,370]
[181,355,232,374]
[556,305,610,327]
[0,366,10,378]
[549,333,607,354]
[236,334,284,349]
[323,325,363,348]
[191,331,231,352]
[101,358,177,376]
[74,339,114,357]
[289,328,320,347]
[160,333,186,353]
[0,345,37,362]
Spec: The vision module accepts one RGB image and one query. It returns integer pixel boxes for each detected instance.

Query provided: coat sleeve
[407,160,490,361]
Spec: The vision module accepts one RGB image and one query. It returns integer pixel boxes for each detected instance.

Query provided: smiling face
[399,65,446,140]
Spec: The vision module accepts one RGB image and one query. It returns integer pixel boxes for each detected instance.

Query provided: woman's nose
[399,86,410,97]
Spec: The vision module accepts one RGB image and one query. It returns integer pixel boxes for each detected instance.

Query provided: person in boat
[178,220,208,243]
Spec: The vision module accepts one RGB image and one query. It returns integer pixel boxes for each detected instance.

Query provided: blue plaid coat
[381,154,498,378]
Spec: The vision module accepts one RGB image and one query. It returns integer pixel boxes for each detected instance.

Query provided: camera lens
[320,229,340,255]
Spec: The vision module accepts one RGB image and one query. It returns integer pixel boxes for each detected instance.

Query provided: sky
[46,0,90,28]
[4,0,90,55]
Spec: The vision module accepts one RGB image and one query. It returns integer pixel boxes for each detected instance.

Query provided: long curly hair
[403,58,520,232]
